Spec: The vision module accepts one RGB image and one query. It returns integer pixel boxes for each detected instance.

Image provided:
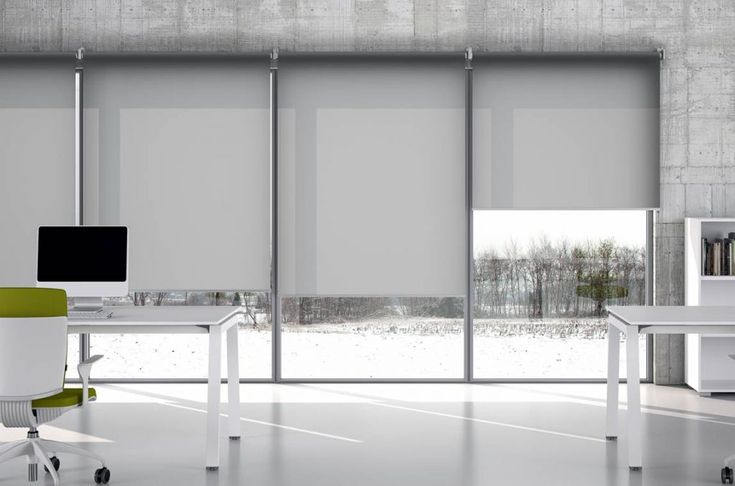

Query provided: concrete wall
[2,0,733,383]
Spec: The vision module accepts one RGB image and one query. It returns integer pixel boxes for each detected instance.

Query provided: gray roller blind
[279,59,466,296]
[0,61,76,286]
[85,59,270,291]
[473,57,660,209]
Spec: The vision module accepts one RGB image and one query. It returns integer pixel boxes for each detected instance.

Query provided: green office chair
[0,288,110,485]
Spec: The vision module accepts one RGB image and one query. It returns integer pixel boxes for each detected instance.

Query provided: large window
[469,56,657,380]
[0,54,659,382]
[277,58,466,379]
[83,59,272,379]
[472,210,648,379]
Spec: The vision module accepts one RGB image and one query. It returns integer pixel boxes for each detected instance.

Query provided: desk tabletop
[607,305,735,327]
[68,305,244,327]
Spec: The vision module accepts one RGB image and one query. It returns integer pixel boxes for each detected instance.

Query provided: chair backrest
[0,288,68,400]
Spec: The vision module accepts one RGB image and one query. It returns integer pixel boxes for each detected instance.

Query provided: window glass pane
[91,292,271,379]
[281,297,463,379]
[472,210,647,379]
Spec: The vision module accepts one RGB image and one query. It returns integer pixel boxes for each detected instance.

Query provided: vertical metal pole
[645,210,654,307]
[75,47,90,363]
[464,48,474,382]
[645,209,655,381]
[270,48,281,382]
[75,51,84,227]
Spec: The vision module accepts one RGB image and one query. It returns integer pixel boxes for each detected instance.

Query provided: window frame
[12,51,656,384]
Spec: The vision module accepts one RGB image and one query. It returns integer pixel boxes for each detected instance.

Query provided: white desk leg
[206,325,222,471]
[625,325,642,471]
[606,320,620,440]
[227,323,241,440]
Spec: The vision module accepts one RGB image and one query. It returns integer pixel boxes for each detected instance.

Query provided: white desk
[606,305,735,470]
[68,306,244,470]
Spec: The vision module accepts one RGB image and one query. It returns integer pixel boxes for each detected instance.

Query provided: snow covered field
[88,317,646,380]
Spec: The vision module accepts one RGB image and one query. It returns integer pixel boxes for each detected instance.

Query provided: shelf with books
[700,231,735,276]
[685,217,735,395]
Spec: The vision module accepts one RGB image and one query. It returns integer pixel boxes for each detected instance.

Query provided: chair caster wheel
[722,466,733,484]
[94,467,111,484]
[44,456,60,472]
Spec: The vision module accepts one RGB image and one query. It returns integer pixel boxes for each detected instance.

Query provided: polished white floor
[1,383,734,485]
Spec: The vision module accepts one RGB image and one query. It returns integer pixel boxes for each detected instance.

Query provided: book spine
[702,237,707,275]
[725,239,731,276]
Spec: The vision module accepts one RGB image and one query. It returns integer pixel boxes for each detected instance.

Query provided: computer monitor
[36,226,129,310]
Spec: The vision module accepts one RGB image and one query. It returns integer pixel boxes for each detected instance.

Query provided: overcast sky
[473,210,647,256]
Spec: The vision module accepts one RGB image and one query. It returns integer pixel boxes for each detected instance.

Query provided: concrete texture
[1,0,734,383]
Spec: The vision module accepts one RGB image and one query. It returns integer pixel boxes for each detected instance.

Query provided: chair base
[0,430,106,486]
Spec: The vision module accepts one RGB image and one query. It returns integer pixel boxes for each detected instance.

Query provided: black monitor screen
[37,226,128,282]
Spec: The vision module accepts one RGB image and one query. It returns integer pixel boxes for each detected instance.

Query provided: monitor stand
[72,297,104,312]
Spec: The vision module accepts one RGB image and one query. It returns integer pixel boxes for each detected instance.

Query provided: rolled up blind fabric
[473,57,660,210]
[0,61,75,286]
[85,59,271,291]
[278,59,466,296]
[1,55,657,294]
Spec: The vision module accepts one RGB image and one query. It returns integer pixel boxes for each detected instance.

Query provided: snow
[87,317,646,380]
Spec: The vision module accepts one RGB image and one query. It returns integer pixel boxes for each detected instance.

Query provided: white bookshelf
[685,217,735,395]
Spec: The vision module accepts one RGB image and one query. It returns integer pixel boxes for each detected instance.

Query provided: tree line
[474,238,645,318]
[131,238,644,324]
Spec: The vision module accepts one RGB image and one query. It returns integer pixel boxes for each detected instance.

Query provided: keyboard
[68,310,113,320]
